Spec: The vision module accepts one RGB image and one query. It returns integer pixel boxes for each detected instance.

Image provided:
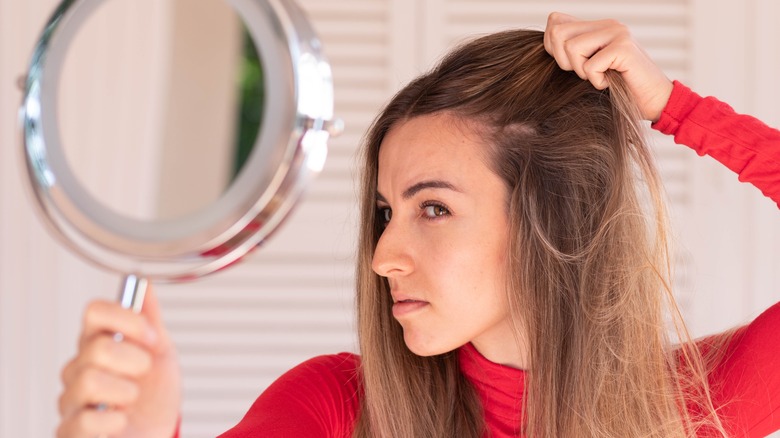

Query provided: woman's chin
[402,332,458,357]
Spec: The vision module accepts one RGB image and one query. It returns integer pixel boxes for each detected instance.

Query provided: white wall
[1,0,778,436]
[684,0,780,338]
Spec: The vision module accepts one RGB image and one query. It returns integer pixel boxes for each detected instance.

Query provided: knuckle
[549,24,563,42]
[582,61,597,76]
[66,368,91,402]
[57,392,68,416]
[73,373,93,400]
[562,39,575,54]
[561,42,570,58]
[55,421,73,438]
[60,358,75,384]
[612,22,631,39]
[617,38,635,51]
[83,301,104,323]
[82,304,96,329]
[83,300,110,331]
[592,78,608,90]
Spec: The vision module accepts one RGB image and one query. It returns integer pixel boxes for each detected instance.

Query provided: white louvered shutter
[164,1,392,435]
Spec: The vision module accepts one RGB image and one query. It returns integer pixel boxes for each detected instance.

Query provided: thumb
[140,285,174,353]
[547,11,579,26]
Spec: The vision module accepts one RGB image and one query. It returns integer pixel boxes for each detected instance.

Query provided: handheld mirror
[20,0,341,312]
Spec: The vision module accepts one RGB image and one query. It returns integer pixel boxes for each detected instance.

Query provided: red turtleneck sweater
[215,81,780,438]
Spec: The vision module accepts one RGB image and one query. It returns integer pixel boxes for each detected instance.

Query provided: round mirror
[20,0,340,308]
[57,0,263,223]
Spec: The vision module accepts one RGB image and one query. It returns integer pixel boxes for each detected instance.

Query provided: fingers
[581,40,630,90]
[565,25,630,83]
[57,290,180,437]
[63,334,153,386]
[80,300,158,352]
[59,293,169,437]
[544,12,673,120]
[59,367,139,418]
[544,12,605,71]
[545,13,631,87]
[57,408,128,438]
[59,332,153,436]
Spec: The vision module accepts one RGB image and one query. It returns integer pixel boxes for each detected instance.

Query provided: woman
[56,13,780,438]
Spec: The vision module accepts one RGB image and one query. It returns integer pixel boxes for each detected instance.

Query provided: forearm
[652,80,780,208]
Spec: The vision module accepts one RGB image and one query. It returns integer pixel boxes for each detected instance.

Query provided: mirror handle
[119,274,148,313]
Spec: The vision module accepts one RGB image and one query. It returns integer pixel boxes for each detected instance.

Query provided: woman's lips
[392,299,429,318]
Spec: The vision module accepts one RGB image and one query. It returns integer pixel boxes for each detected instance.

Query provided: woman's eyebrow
[403,180,462,199]
[376,179,463,203]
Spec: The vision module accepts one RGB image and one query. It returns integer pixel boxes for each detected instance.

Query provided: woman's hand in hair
[56,287,181,438]
[543,12,673,122]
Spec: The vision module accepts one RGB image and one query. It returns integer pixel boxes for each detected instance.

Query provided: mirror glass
[23,0,336,280]
[58,0,264,222]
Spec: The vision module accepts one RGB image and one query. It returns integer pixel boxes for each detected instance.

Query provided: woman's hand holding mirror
[57,288,180,438]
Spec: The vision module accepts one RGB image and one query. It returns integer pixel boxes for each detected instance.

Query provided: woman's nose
[371,221,414,278]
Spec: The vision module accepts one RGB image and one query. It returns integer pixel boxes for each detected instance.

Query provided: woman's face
[373,113,523,367]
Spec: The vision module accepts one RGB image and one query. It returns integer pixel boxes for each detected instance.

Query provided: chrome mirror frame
[20,0,341,310]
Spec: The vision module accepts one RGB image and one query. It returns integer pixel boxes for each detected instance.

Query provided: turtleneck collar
[458,342,526,436]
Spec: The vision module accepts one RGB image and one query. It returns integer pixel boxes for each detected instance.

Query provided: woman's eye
[422,203,450,219]
[378,207,392,224]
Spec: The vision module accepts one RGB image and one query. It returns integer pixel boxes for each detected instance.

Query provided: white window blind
[164,1,391,435]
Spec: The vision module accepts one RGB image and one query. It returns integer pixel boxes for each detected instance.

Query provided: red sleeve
[652,80,780,208]
[172,416,181,438]
[217,353,361,438]
[655,82,780,436]
[705,303,780,437]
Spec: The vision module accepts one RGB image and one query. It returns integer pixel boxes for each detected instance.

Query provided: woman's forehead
[376,114,498,196]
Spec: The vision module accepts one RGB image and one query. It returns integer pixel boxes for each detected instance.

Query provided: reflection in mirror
[58,0,263,222]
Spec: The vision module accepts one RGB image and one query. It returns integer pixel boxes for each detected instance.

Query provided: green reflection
[233,30,264,178]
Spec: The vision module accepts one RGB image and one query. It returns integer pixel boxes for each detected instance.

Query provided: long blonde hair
[354,30,729,437]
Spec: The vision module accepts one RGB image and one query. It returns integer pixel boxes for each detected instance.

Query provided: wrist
[647,78,674,122]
